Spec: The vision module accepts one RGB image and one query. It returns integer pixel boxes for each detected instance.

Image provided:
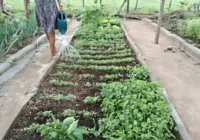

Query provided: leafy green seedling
[83,96,100,104]
[37,111,53,117]
[41,94,76,102]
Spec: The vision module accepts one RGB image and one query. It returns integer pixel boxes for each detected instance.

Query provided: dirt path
[0,19,80,139]
[121,19,200,140]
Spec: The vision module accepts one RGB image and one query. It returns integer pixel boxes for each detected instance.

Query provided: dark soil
[4,38,137,140]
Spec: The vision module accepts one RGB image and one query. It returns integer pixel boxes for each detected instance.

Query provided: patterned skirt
[35,0,58,33]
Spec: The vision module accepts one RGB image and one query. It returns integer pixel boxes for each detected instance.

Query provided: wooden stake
[135,0,139,10]
[169,0,172,9]
[83,0,85,7]
[154,0,165,44]
[127,0,130,13]
[117,0,127,15]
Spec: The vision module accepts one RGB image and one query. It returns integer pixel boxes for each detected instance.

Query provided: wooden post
[83,0,85,7]
[117,0,127,15]
[155,0,165,44]
[127,0,130,13]
[135,0,139,10]
[169,0,172,9]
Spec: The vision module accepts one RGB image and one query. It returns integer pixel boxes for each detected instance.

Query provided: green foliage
[37,111,53,118]
[95,82,108,88]
[74,16,123,50]
[61,109,76,117]
[79,74,95,79]
[128,65,150,81]
[0,12,41,57]
[75,7,103,24]
[41,94,76,102]
[84,82,92,87]
[100,73,123,81]
[78,49,131,55]
[83,96,100,104]
[53,72,72,78]
[77,57,133,65]
[178,19,200,40]
[24,116,88,140]
[24,123,40,133]
[99,80,174,140]
[49,80,78,87]
[59,63,132,72]
[78,110,97,119]
[80,52,131,60]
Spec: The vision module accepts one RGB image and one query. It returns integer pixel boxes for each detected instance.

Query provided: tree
[169,0,172,9]
[135,0,139,10]
[127,0,130,13]
[83,0,85,7]
[154,0,165,44]
[117,0,127,15]
[100,0,102,6]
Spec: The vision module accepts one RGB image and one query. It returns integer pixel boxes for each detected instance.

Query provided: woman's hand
[24,10,30,19]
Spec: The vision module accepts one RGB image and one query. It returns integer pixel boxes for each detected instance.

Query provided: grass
[63,0,198,14]
[4,0,198,15]
[5,0,34,13]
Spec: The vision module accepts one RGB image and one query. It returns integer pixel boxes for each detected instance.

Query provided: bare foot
[53,47,57,55]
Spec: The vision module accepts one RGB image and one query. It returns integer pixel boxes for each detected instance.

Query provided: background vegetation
[1,0,200,60]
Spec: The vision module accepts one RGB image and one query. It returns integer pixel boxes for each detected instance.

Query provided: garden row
[0,7,41,61]
[4,13,175,140]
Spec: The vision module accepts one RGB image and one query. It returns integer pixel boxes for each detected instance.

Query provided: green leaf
[74,131,83,140]
[63,117,75,125]
[75,126,89,134]
[67,120,78,134]
[50,132,57,138]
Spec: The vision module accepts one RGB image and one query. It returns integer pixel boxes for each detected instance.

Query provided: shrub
[178,19,200,40]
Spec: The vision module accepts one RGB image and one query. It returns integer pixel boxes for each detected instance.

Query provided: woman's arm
[57,0,64,13]
[24,0,29,18]
[57,0,61,7]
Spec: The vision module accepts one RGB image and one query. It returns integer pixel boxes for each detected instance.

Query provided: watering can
[56,11,68,40]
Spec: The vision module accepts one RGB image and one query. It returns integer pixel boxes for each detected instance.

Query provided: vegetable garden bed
[4,15,176,140]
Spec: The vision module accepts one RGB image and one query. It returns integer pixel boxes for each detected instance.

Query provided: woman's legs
[47,32,56,57]
[45,32,50,40]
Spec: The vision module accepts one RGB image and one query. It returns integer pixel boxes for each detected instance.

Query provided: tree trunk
[155,0,165,44]
[83,0,85,7]
[127,0,130,13]
[169,0,172,9]
[135,0,139,10]
[117,0,127,15]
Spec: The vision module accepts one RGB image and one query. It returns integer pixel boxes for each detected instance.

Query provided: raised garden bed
[4,16,177,140]
[151,17,200,49]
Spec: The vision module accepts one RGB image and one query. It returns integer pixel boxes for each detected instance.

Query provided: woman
[24,0,63,58]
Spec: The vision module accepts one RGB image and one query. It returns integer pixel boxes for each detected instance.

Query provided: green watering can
[57,11,68,39]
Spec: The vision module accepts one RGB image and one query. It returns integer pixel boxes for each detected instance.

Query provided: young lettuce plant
[83,96,100,104]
